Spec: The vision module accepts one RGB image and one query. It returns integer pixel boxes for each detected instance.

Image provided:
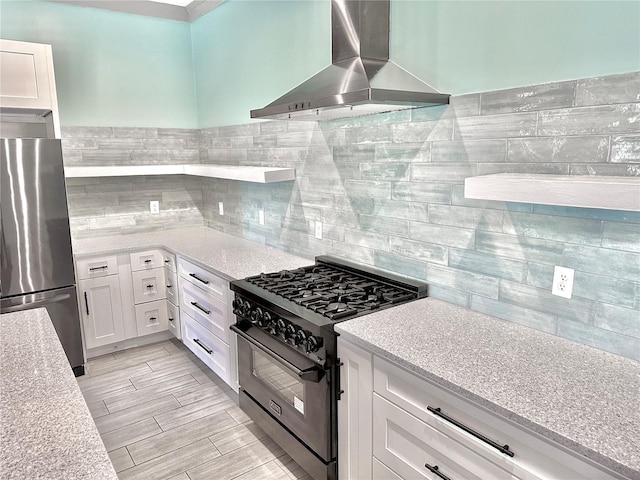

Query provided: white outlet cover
[315,221,323,239]
[218,202,224,216]
[552,266,574,299]
[150,201,159,214]
[258,209,265,225]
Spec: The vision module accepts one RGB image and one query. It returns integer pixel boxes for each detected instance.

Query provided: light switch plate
[258,209,265,225]
[315,221,323,239]
[150,201,159,214]
[218,202,224,216]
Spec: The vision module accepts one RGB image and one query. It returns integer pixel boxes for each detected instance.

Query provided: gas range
[229,256,427,480]
[230,256,428,364]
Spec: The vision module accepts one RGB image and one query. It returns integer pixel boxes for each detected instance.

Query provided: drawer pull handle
[427,406,514,457]
[191,301,211,315]
[147,284,154,289]
[89,265,108,271]
[189,273,210,285]
[166,284,172,288]
[194,338,213,355]
[149,316,157,321]
[144,259,152,264]
[424,464,451,480]
[169,317,174,322]
[164,259,170,263]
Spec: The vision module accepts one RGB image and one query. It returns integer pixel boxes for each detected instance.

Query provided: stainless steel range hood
[250,0,450,121]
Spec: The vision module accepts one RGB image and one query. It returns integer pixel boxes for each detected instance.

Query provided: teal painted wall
[0,0,197,128]
[193,0,640,127]
[190,0,329,128]
[392,0,640,95]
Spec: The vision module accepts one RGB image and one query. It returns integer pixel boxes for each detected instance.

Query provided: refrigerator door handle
[1,293,71,313]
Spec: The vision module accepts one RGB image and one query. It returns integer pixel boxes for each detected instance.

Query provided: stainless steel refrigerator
[1,138,85,376]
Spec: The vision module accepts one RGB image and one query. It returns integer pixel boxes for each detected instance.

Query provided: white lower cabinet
[182,312,230,383]
[77,250,179,356]
[338,338,619,480]
[167,300,181,339]
[78,274,125,350]
[134,300,168,337]
[178,256,237,392]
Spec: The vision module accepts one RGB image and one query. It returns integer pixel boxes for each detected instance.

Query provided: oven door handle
[230,324,325,383]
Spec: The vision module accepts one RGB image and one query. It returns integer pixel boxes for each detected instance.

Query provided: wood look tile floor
[77,340,311,480]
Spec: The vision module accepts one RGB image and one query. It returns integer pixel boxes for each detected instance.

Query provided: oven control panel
[232,295,324,355]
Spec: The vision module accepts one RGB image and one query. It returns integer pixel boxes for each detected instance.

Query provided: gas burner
[244,257,425,322]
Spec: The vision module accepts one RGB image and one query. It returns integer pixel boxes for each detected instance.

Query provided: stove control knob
[231,298,242,315]
[294,329,309,346]
[285,323,299,340]
[258,312,273,329]
[250,307,263,324]
[306,335,323,353]
[275,318,287,335]
[239,300,252,317]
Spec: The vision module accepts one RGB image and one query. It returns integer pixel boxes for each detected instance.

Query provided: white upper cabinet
[0,38,61,137]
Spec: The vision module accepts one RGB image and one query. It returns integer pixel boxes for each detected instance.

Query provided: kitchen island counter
[336,297,640,480]
[0,308,117,480]
[73,226,310,280]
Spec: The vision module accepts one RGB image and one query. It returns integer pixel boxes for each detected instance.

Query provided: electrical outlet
[218,202,224,216]
[150,201,159,214]
[552,266,574,299]
[315,221,323,239]
[258,209,265,225]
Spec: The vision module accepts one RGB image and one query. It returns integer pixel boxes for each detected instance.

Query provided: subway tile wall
[62,127,205,237]
[63,72,640,360]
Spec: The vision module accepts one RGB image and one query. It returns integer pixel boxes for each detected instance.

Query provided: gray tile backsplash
[63,71,640,360]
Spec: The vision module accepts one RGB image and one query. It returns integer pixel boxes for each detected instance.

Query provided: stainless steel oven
[230,256,427,480]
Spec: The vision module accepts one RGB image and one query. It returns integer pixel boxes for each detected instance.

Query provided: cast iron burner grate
[245,264,417,320]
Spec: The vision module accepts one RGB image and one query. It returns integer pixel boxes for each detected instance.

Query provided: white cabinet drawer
[182,313,230,384]
[373,357,616,480]
[165,269,179,306]
[131,268,166,304]
[167,301,180,340]
[76,255,118,279]
[178,257,227,303]
[180,280,228,343]
[373,393,512,480]
[130,249,166,271]
[134,299,168,337]
[162,251,177,272]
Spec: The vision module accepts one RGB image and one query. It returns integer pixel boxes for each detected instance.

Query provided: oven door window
[252,348,305,414]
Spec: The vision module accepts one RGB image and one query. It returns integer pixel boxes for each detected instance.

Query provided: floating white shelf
[464,174,640,212]
[64,164,296,183]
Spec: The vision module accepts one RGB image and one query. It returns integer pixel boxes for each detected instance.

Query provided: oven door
[232,324,331,461]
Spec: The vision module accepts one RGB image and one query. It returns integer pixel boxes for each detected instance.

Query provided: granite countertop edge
[336,328,633,479]
[335,299,640,480]
[72,226,312,281]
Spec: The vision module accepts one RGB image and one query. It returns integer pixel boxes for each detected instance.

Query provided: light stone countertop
[335,297,640,480]
[73,226,311,280]
[0,308,118,480]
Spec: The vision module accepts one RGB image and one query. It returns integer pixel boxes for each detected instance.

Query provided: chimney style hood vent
[250,0,450,121]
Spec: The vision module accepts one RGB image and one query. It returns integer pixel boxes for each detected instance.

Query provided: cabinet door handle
[190,301,211,315]
[84,292,90,315]
[425,464,452,480]
[194,338,213,355]
[168,317,174,322]
[189,273,210,285]
[427,406,514,457]
[89,265,108,271]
